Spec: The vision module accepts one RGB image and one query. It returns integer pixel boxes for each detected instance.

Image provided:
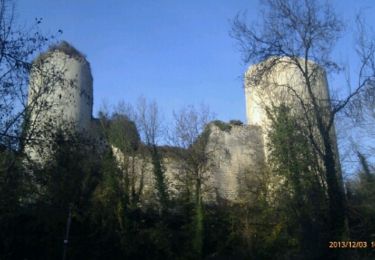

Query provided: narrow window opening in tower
[59,94,62,99]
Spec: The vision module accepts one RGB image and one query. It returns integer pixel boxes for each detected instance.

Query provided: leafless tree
[169,104,215,200]
[0,0,60,150]
[342,15,375,167]
[135,97,169,212]
[169,104,216,256]
[231,0,375,243]
[136,96,163,147]
[100,102,145,206]
[170,104,212,149]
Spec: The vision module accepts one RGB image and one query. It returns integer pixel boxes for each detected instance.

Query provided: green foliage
[347,153,375,258]
[211,120,232,132]
[0,150,23,215]
[192,199,204,258]
[229,119,243,126]
[107,113,140,153]
[266,104,328,258]
[151,145,170,213]
[0,150,29,259]
[0,129,101,259]
[1,104,371,259]
[100,109,149,207]
[91,150,125,229]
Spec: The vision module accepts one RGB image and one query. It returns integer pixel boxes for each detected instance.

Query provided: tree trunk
[321,131,348,241]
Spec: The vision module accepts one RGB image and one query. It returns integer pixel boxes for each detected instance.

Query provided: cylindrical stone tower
[244,56,340,170]
[245,56,330,128]
[25,41,93,163]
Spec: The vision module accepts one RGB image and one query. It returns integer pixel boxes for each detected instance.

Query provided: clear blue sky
[16,0,374,123]
[14,0,375,175]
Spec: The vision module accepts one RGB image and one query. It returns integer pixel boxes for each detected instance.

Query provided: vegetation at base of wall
[1,0,375,258]
[2,101,375,259]
[266,104,330,258]
[1,107,375,259]
[346,153,375,244]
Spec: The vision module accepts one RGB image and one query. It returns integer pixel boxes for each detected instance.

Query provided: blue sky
[16,0,374,124]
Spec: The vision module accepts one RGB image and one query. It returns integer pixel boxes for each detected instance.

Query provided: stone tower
[244,56,340,170]
[245,57,330,128]
[25,41,93,163]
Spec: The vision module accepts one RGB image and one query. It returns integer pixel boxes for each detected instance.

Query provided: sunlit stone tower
[244,56,340,171]
[25,41,93,163]
[245,56,330,129]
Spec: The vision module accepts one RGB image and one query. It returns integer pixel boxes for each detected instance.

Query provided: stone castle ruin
[25,42,336,202]
[25,42,95,163]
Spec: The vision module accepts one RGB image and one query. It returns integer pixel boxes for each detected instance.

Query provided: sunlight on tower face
[25,42,93,163]
[29,42,93,131]
[244,57,330,128]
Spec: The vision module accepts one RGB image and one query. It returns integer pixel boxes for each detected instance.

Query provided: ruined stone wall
[206,124,265,202]
[111,123,266,203]
[111,145,186,204]
[27,43,328,204]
